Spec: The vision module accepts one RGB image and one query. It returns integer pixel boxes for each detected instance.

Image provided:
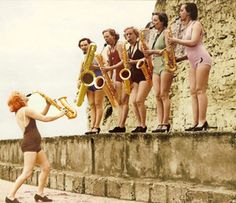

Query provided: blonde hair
[123,26,139,40]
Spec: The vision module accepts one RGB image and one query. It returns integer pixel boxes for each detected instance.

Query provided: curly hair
[123,26,139,39]
[7,91,27,112]
[102,28,120,42]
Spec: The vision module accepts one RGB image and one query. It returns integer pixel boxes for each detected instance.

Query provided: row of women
[78,2,212,135]
[5,3,212,202]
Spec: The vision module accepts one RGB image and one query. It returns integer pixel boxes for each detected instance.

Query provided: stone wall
[1,132,236,202]
[102,0,236,132]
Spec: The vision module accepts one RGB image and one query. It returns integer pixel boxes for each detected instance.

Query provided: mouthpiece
[104,43,107,47]
[26,93,32,97]
[149,25,155,29]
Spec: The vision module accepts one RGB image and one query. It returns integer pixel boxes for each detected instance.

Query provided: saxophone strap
[151,29,164,49]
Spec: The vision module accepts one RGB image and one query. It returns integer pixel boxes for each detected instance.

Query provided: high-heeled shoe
[139,126,147,133]
[131,126,141,133]
[108,126,126,133]
[152,124,163,133]
[185,124,198,131]
[88,127,101,134]
[5,197,21,203]
[194,121,209,131]
[159,124,170,132]
[34,194,52,202]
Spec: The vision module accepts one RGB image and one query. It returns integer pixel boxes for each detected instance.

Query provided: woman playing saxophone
[124,27,152,133]
[6,91,66,203]
[101,29,129,133]
[144,12,174,133]
[78,38,105,134]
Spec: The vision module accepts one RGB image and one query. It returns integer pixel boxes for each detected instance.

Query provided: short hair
[78,38,92,48]
[7,91,27,112]
[152,12,168,28]
[123,27,139,39]
[102,28,120,42]
[184,3,198,20]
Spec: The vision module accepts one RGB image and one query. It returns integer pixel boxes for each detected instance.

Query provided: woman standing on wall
[102,29,129,133]
[124,27,152,132]
[6,91,65,203]
[144,12,174,132]
[168,3,212,131]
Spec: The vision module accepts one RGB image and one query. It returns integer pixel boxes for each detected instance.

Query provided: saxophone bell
[94,76,105,89]
[80,70,95,87]
[119,68,131,81]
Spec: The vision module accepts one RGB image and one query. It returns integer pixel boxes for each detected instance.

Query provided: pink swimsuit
[183,21,212,68]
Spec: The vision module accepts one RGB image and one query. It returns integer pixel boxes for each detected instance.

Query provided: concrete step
[1,163,236,203]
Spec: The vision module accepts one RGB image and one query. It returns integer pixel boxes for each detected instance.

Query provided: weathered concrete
[1,132,236,202]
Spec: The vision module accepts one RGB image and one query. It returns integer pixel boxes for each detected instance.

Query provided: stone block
[135,181,151,202]
[49,170,58,189]
[106,177,121,198]
[57,171,65,191]
[85,175,106,196]
[167,183,189,203]
[73,174,85,194]
[151,182,167,203]
[120,180,135,200]
[186,189,211,203]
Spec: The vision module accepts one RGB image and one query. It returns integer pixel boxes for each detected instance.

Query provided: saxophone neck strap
[151,29,165,49]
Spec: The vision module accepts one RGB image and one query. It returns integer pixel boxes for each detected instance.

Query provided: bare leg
[189,67,199,126]
[115,81,123,127]
[160,71,173,124]
[8,152,37,199]
[196,64,211,125]
[94,90,105,129]
[130,83,141,126]
[87,91,96,129]
[36,150,51,196]
[120,83,129,128]
[152,73,163,125]
[136,81,152,127]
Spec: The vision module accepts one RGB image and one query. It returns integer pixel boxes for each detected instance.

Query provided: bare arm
[25,106,65,122]
[41,102,51,115]
[169,21,202,47]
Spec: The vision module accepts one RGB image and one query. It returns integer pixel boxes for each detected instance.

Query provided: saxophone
[27,91,77,119]
[162,26,177,73]
[137,29,153,84]
[119,41,131,95]
[76,43,97,107]
[96,54,118,107]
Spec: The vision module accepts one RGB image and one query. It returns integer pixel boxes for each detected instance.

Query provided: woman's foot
[152,124,163,133]
[5,197,21,203]
[34,194,52,202]
[89,127,101,134]
[131,126,141,133]
[185,124,198,131]
[108,126,126,133]
[194,121,209,131]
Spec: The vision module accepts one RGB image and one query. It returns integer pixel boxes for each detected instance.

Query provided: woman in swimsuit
[144,12,174,133]
[102,29,129,133]
[124,27,152,133]
[6,91,65,203]
[168,3,212,131]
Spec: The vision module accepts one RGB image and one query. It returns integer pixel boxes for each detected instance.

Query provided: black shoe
[185,124,198,131]
[5,197,21,203]
[194,121,209,131]
[139,126,147,133]
[109,126,126,133]
[34,194,52,202]
[159,124,170,132]
[152,125,163,133]
[109,126,119,133]
[131,126,141,133]
[87,128,101,134]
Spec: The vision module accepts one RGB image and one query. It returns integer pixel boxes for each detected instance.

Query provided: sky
[0,0,156,140]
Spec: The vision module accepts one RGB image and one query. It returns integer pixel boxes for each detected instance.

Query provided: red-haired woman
[6,91,65,203]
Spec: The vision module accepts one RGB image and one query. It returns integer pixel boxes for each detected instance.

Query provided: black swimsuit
[129,42,146,83]
[21,118,42,153]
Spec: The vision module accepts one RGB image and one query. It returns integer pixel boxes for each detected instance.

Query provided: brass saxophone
[162,26,177,73]
[76,43,97,107]
[119,41,131,95]
[96,54,118,107]
[137,29,153,83]
[27,91,77,119]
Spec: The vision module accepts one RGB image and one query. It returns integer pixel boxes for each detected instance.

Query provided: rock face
[101,0,236,133]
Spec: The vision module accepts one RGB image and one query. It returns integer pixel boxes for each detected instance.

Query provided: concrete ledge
[1,163,236,203]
